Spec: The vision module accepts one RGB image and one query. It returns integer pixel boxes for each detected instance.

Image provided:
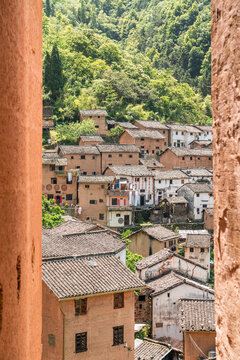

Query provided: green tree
[126,249,143,273]
[45,0,52,17]
[54,119,96,144]
[42,196,65,228]
[44,44,64,102]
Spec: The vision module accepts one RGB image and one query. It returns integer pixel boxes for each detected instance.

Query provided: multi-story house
[184,233,211,275]
[153,169,190,203]
[119,129,166,157]
[139,158,165,171]
[115,122,138,130]
[42,255,144,360]
[97,144,140,173]
[42,151,78,205]
[79,109,109,134]
[58,145,101,175]
[177,183,213,221]
[167,124,203,148]
[78,135,104,146]
[77,175,115,225]
[106,187,133,229]
[104,165,155,207]
[159,147,213,170]
[181,168,213,184]
[134,120,170,148]
[189,139,212,149]
[194,125,213,141]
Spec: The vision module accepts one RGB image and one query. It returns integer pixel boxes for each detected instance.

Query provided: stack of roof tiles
[134,339,171,360]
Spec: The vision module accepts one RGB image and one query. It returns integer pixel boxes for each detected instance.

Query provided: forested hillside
[43,0,211,124]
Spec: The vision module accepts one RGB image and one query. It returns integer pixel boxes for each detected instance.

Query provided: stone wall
[212,1,240,358]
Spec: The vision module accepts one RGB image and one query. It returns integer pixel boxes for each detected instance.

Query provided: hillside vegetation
[43,0,211,125]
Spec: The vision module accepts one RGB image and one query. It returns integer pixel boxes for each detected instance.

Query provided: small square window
[92,171,96,175]
[85,185,90,189]
[76,166,80,169]
[95,125,99,128]
[92,156,95,159]
[81,155,86,159]
[190,157,192,160]
[82,172,87,175]
[156,139,159,142]
[99,213,104,220]
[90,200,97,204]
[99,199,104,203]
[163,131,165,134]
[86,217,90,220]
[170,179,173,184]
[50,165,55,171]
[196,193,200,197]
[141,138,144,141]
[113,326,124,346]
[116,213,121,217]
[129,154,133,158]
[209,157,212,160]
[108,154,112,158]
[66,194,72,201]
[48,334,55,347]
[75,298,87,316]
[76,332,87,353]
[152,150,155,154]
[156,146,159,149]
[71,156,74,160]
[112,198,118,206]
[114,293,124,309]
[190,248,194,252]
[119,154,122,157]
[182,157,185,160]
[66,179,72,184]
[101,185,105,189]
[138,295,146,302]
[51,178,57,184]
[176,132,178,135]
[201,248,205,253]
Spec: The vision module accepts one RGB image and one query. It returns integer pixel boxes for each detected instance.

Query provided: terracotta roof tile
[97,144,140,153]
[154,169,189,180]
[165,147,213,157]
[42,152,67,166]
[124,129,165,139]
[185,234,211,248]
[116,122,138,129]
[134,120,169,130]
[79,135,104,142]
[181,168,213,177]
[59,145,100,155]
[139,158,165,168]
[43,219,97,236]
[78,175,115,183]
[79,109,107,116]
[134,339,171,359]
[179,183,213,193]
[107,165,153,177]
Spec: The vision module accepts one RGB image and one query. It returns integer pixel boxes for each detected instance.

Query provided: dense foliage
[42,196,65,227]
[52,119,96,144]
[43,0,212,126]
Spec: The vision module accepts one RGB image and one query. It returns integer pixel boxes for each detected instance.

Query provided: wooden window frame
[75,298,87,316]
[114,293,124,309]
[113,326,124,346]
[75,332,87,353]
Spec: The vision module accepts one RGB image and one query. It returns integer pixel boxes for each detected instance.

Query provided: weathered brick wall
[212,1,240,358]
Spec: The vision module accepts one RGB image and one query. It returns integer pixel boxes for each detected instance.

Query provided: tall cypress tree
[45,0,51,17]
[49,44,64,101]
[43,52,52,97]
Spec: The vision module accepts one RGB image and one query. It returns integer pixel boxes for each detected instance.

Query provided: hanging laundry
[68,172,72,182]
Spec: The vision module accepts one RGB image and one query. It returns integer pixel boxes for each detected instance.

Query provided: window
[99,213,104,220]
[51,178,57,184]
[119,154,122,157]
[167,293,170,298]
[116,213,121,217]
[114,293,124,309]
[196,193,200,197]
[190,248,194,253]
[47,194,54,200]
[108,154,112,158]
[170,179,173,184]
[71,156,74,160]
[129,154,133,158]
[95,125,99,128]
[109,163,112,166]
[82,171,87,175]
[164,242,167,248]
[197,208,200,214]
[156,146,159,149]
[201,248,205,253]
[139,304,142,310]
[198,157,200,160]
[66,194,72,201]
[156,139,159,142]
[182,157,185,160]
[101,185,105,189]
[98,115,100,118]
[112,198,118,206]
[164,142,167,146]
[163,130,165,134]
[76,332,87,353]
[138,295,146,302]
[176,131,178,135]
[190,157,192,161]
[174,142,177,147]
[190,132,193,136]
[210,193,213,197]
[50,165,55,171]
[141,138,144,141]
[58,166,63,171]
[99,199,103,203]
[86,217,90,220]
[92,171,96,175]
[181,179,185,184]
[203,204,207,208]
[90,200,97,204]
[158,180,161,184]
[209,157,212,160]
[92,156,95,159]
[152,150,155,154]
[66,179,72,184]
[113,326,124,346]
[135,178,140,182]
[75,299,87,316]
[76,166,80,169]
[85,185,90,189]
[48,334,55,347]
[182,132,184,135]
[81,155,85,159]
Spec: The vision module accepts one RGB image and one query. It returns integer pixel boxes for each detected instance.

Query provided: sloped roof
[135,249,206,271]
[97,144,140,153]
[107,165,153,177]
[42,230,126,260]
[42,152,67,166]
[143,225,179,242]
[59,145,100,155]
[185,234,211,248]
[124,129,165,139]
[139,158,165,168]
[195,125,212,132]
[178,183,213,193]
[116,122,138,129]
[154,169,189,180]
[162,147,213,157]
[178,299,215,332]
[42,255,145,299]
[165,196,188,204]
[147,271,214,297]
[43,106,53,119]
[79,109,107,116]
[190,140,212,147]
[78,175,115,183]
[43,219,97,236]
[134,120,169,130]
[181,168,213,177]
[134,339,171,360]
[79,135,104,143]
[167,124,201,133]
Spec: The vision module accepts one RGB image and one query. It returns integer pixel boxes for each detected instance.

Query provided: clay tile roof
[42,219,97,236]
[195,125,212,132]
[165,147,213,157]
[154,169,189,180]
[179,183,213,193]
[134,120,169,130]
[42,230,126,260]
[59,145,100,155]
[185,234,211,248]
[79,135,104,143]
[124,129,165,139]
[190,140,212,146]
[107,165,153,177]
[116,122,138,129]
[147,272,214,296]
[42,255,145,299]
[78,175,115,183]
[43,106,53,119]
[42,151,67,166]
[165,196,188,204]
[139,158,165,168]
[134,339,171,359]
[178,298,215,332]
[167,124,201,133]
[181,168,213,177]
[97,144,140,153]
[142,225,179,242]
[79,109,108,116]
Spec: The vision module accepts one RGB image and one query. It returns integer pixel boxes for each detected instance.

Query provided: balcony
[107,189,130,197]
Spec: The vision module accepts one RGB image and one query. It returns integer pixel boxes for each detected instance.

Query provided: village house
[135,249,208,283]
[141,271,214,342]
[134,120,170,147]
[204,208,213,232]
[126,225,179,257]
[184,234,211,275]
[97,144,140,173]
[194,125,213,142]
[77,175,115,225]
[135,287,153,325]
[181,168,213,184]
[177,183,213,221]
[167,124,202,148]
[134,338,177,360]
[139,158,165,171]
[79,109,109,135]
[153,170,190,203]
[119,129,166,156]
[43,105,54,129]
[42,255,145,360]
[104,165,155,207]
[115,122,138,130]
[177,230,210,243]
[150,197,188,224]
[78,135,104,146]
[178,299,215,360]
[106,187,133,229]
[189,140,212,149]
[159,148,213,170]
[58,145,101,175]
[42,151,78,205]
